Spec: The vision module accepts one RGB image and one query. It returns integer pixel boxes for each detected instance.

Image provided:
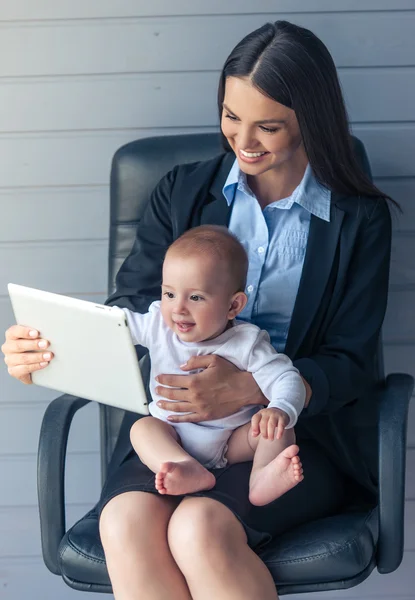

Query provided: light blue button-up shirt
[223,159,331,353]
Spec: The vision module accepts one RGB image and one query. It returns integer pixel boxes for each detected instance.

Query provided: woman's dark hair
[218,20,397,207]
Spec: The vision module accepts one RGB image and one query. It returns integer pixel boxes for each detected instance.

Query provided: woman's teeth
[240,150,267,158]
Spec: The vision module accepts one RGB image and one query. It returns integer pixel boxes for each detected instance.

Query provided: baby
[124,225,306,506]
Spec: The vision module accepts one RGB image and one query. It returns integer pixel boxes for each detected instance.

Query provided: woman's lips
[238,149,269,164]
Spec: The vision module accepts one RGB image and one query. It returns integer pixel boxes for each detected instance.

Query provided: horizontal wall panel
[1,12,415,77]
[0,374,60,405]
[0,125,413,189]
[408,401,415,447]
[1,69,415,133]
[405,501,415,550]
[2,1,413,21]
[406,449,415,498]
[0,504,94,559]
[0,452,101,506]
[0,557,108,600]
[390,234,415,288]
[383,290,415,345]
[0,240,108,297]
[341,68,415,122]
[0,128,216,188]
[384,344,415,379]
[0,400,99,456]
[0,73,219,132]
[351,124,415,178]
[0,187,109,243]
[377,178,415,231]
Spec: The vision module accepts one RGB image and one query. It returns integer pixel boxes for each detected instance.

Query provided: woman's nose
[237,126,257,150]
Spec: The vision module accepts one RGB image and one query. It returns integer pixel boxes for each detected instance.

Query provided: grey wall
[0,1,414,598]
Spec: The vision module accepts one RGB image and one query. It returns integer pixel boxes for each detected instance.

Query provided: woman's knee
[167,497,247,565]
[99,491,176,552]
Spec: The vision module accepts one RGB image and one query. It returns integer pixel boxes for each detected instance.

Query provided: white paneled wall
[0,1,414,598]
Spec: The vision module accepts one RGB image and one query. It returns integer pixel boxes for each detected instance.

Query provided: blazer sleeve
[105,167,177,313]
[295,198,392,417]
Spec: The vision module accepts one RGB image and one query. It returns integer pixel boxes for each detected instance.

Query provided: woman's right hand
[1,326,53,385]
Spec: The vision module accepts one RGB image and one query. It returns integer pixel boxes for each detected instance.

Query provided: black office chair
[37,133,414,595]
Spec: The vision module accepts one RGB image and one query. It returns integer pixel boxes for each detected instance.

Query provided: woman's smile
[238,149,270,163]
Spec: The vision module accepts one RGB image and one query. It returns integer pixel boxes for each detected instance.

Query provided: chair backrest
[100,133,223,481]
[100,132,384,482]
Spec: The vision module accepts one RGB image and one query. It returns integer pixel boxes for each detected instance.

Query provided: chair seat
[58,507,378,594]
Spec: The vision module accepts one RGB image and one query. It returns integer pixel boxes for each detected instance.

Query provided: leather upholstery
[57,507,378,593]
[37,133,414,594]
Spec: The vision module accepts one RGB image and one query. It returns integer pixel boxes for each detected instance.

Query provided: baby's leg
[225,422,256,464]
[130,417,215,495]
[248,427,303,506]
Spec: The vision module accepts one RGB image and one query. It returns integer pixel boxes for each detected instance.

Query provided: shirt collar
[222,159,331,222]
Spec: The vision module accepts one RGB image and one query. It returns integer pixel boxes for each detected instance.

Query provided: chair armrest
[37,394,90,575]
[377,373,414,574]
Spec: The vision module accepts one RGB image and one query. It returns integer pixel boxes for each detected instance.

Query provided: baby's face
[161,252,236,343]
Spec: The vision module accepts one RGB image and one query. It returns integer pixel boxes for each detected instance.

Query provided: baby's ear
[228,291,248,319]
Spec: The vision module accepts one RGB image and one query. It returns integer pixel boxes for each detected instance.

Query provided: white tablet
[8,283,149,415]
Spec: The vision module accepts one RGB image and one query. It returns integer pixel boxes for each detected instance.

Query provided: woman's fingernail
[180,362,187,368]
[40,362,48,367]
[155,376,159,382]
[43,353,51,360]
[29,330,38,338]
[38,341,47,349]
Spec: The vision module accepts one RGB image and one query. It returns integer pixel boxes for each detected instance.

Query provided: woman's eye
[259,126,279,134]
[225,113,238,122]
[190,295,202,302]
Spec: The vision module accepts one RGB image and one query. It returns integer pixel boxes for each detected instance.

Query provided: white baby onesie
[123,301,305,469]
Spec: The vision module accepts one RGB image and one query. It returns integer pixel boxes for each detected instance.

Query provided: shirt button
[258,246,265,254]
[247,285,254,293]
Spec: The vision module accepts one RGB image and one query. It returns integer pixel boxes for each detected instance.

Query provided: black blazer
[108,151,392,496]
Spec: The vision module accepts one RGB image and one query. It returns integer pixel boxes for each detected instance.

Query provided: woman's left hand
[155,354,267,423]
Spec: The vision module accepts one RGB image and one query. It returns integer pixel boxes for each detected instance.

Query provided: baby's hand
[251,408,289,440]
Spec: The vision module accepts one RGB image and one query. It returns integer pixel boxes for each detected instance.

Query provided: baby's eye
[190,295,203,302]
[163,291,174,299]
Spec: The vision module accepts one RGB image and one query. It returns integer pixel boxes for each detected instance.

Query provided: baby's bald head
[165,225,248,293]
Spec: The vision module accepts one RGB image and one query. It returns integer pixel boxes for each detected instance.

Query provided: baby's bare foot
[249,445,304,506]
[155,459,216,496]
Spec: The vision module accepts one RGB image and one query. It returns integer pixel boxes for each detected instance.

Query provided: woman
[2,21,393,600]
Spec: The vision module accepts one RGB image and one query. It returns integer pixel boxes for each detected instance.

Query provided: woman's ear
[228,291,248,319]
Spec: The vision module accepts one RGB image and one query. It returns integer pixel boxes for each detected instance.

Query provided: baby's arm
[118,301,161,350]
[247,331,306,428]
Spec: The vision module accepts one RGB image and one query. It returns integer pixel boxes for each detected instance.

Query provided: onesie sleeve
[118,301,161,350]
[247,330,306,428]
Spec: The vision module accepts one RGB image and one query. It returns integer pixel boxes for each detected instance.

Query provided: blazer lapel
[199,152,234,226]
[285,202,345,359]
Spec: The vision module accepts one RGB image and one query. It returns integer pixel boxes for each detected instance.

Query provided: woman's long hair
[218,20,396,206]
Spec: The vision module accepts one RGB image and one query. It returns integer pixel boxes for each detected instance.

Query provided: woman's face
[221,76,305,177]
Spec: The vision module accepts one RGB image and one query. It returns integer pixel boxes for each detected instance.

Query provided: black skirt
[98,438,348,551]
